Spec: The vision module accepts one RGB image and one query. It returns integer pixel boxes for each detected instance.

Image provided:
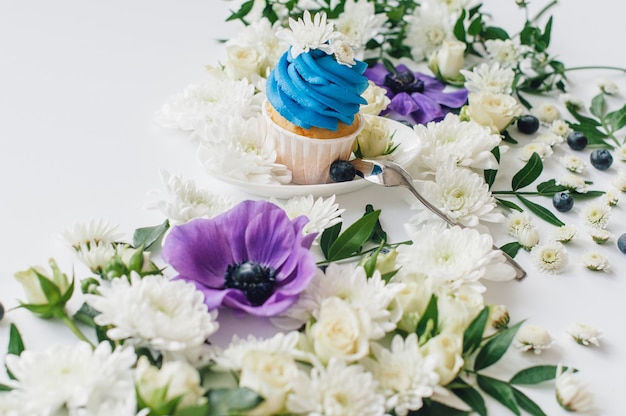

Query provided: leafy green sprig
[566,92,626,149]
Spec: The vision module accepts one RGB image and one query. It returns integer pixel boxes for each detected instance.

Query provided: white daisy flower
[413,163,504,227]
[519,141,553,161]
[551,225,577,243]
[531,242,568,274]
[362,333,439,416]
[198,115,292,184]
[484,38,527,68]
[601,188,620,206]
[333,0,387,53]
[566,322,602,346]
[556,173,588,193]
[4,342,136,416]
[550,119,572,137]
[270,194,344,238]
[612,169,626,192]
[506,211,533,236]
[582,251,611,272]
[514,323,554,354]
[461,62,515,95]
[532,102,562,124]
[405,0,455,61]
[555,364,594,412]
[615,143,626,161]
[76,241,116,274]
[86,274,219,357]
[587,228,612,244]
[516,225,540,250]
[276,10,335,58]
[596,77,619,95]
[535,132,564,146]
[286,358,385,416]
[581,200,611,229]
[559,93,585,111]
[147,170,234,225]
[560,155,586,173]
[61,218,124,250]
[409,113,502,175]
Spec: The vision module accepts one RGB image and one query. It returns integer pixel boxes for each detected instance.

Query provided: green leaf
[450,378,487,416]
[225,0,254,22]
[511,153,543,191]
[476,375,520,415]
[327,209,381,261]
[516,194,565,226]
[73,302,99,327]
[474,320,524,371]
[495,197,523,212]
[463,307,490,355]
[362,242,384,278]
[500,242,522,258]
[365,204,387,244]
[417,399,471,416]
[510,365,560,385]
[590,93,606,119]
[133,219,169,250]
[8,324,25,357]
[0,383,12,392]
[207,387,263,416]
[605,102,626,132]
[176,403,211,416]
[571,190,605,199]
[416,295,438,340]
[320,222,342,259]
[566,122,609,146]
[483,26,510,40]
[468,17,482,36]
[512,386,548,416]
[536,179,567,194]
[453,9,467,41]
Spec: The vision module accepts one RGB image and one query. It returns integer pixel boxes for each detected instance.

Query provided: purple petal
[276,249,317,294]
[424,88,468,109]
[409,93,445,125]
[185,280,232,310]
[244,208,294,268]
[389,92,421,116]
[364,63,389,85]
[415,72,445,91]
[224,291,298,316]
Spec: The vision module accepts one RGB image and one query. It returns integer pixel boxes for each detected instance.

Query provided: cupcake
[264,11,369,184]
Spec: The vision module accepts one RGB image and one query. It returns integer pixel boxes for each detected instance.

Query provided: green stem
[529,0,558,23]
[316,240,413,267]
[60,312,95,348]
[492,191,553,196]
[564,66,626,74]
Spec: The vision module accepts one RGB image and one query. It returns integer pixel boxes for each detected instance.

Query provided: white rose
[516,225,540,250]
[353,116,394,157]
[223,44,265,81]
[420,332,464,386]
[394,279,433,333]
[465,92,523,133]
[360,80,390,116]
[437,291,483,334]
[428,40,466,83]
[239,350,299,415]
[308,296,372,363]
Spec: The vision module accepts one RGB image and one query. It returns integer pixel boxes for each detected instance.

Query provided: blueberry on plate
[329,160,356,183]
[517,114,540,134]
[566,131,588,150]
[552,192,574,212]
[618,233,626,254]
[589,149,613,170]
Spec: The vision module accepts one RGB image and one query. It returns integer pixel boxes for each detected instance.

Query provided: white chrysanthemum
[581,200,611,229]
[535,132,563,147]
[514,324,554,354]
[0,391,22,415]
[616,144,626,161]
[484,38,526,68]
[276,10,335,58]
[397,225,516,296]
[198,115,291,184]
[519,141,553,161]
[278,264,404,339]
[601,188,620,206]
[516,225,540,250]
[561,155,586,173]
[286,359,385,416]
[413,163,504,227]
[86,274,219,355]
[612,169,626,192]
[333,0,387,53]
[532,102,561,124]
[555,364,594,412]
[409,114,501,175]
[155,72,260,132]
[551,225,577,243]
[588,227,612,244]
[4,342,136,416]
[596,77,619,95]
[567,322,602,346]
[530,242,568,274]
[582,251,610,272]
[147,170,234,225]
[559,93,585,111]
[461,62,515,94]
[550,119,572,137]
[506,211,533,236]
[76,240,115,273]
[362,333,439,416]
[213,331,302,371]
[405,0,455,61]
[270,194,344,237]
[61,218,123,249]
[556,173,588,193]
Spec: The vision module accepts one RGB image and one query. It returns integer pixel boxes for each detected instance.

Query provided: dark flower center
[384,70,425,93]
[224,260,276,306]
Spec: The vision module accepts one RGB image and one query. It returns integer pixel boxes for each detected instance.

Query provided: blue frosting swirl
[266,48,369,131]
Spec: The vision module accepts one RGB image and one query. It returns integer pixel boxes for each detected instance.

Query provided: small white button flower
[516,225,540,250]
[601,188,620,206]
[536,132,563,147]
[555,364,594,412]
[581,201,611,229]
[559,93,585,111]
[615,144,626,161]
[582,251,611,272]
[560,155,586,173]
[532,102,561,124]
[519,141,553,161]
[276,11,334,58]
[612,169,626,192]
[551,225,577,243]
[531,242,568,274]
[587,228,612,244]
[566,322,602,346]
[550,119,572,137]
[514,324,554,354]
[596,77,619,95]
[556,173,588,193]
[506,211,533,236]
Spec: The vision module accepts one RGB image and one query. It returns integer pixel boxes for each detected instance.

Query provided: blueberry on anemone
[162,200,317,316]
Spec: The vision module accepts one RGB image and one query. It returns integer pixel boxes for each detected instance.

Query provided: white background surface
[1,1,625,414]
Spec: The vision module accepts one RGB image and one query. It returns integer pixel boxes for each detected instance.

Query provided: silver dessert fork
[351,159,527,280]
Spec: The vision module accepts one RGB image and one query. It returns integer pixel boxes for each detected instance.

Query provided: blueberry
[567,131,588,150]
[329,160,356,182]
[517,115,540,134]
[552,192,574,212]
[589,149,613,170]
[618,233,626,254]
[0,301,4,321]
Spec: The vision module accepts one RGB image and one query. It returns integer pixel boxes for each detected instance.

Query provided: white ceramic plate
[210,116,421,199]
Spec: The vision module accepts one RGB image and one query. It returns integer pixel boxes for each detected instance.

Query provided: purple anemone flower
[365,63,468,125]
[161,200,317,317]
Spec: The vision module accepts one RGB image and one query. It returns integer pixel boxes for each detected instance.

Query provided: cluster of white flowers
[270,194,344,239]
[404,0,457,61]
[506,211,540,250]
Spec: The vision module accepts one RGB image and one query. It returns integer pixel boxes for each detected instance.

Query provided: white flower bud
[514,324,554,354]
[556,364,594,412]
[428,40,466,83]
